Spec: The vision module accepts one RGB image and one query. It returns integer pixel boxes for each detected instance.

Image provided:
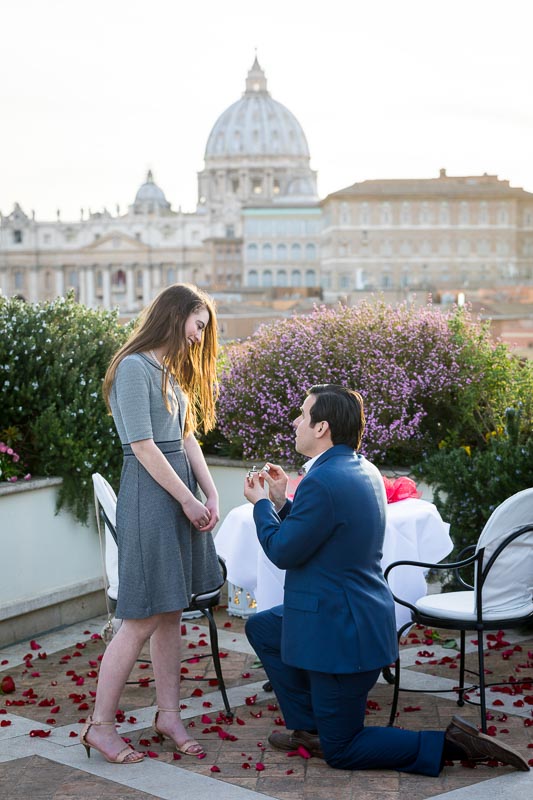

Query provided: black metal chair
[92,473,232,717]
[384,487,533,733]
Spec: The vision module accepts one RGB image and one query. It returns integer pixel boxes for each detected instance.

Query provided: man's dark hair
[308,384,365,451]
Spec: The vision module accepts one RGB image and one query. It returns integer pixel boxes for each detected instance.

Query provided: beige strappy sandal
[153,707,205,757]
[80,717,144,764]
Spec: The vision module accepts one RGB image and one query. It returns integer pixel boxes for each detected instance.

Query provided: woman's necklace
[149,349,164,369]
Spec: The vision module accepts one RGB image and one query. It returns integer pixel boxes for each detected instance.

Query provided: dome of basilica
[205,58,310,161]
[133,170,171,211]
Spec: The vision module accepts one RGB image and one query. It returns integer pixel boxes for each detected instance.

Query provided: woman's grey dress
[109,353,222,619]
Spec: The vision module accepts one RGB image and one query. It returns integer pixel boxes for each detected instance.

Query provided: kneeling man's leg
[245,609,315,731]
[309,670,444,777]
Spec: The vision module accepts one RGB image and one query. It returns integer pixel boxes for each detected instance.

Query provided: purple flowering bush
[216,301,530,467]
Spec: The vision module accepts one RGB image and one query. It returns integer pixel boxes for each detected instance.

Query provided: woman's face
[184,307,210,347]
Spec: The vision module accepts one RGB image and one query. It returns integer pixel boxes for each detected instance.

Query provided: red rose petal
[210,765,221,772]
[255,762,265,771]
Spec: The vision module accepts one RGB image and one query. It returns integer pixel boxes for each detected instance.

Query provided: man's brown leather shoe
[268,729,324,759]
[445,715,529,771]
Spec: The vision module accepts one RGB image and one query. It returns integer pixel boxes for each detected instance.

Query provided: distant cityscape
[1,58,532,354]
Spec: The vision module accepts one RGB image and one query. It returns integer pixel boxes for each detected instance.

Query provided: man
[244,384,529,775]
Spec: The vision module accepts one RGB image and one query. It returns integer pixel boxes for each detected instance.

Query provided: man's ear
[315,420,329,437]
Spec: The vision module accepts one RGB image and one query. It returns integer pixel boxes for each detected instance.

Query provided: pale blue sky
[1,0,532,220]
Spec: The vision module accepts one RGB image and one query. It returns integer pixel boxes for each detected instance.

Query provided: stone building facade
[1,59,532,318]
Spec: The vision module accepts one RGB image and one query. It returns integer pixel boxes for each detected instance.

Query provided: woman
[80,283,223,764]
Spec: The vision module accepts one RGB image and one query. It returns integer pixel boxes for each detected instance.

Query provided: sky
[1,0,532,221]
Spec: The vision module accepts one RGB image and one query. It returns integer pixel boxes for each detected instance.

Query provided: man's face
[293,394,318,457]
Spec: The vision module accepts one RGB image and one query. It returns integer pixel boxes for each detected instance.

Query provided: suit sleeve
[253,473,335,569]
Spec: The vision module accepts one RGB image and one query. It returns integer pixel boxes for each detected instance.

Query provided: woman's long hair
[103,284,219,435]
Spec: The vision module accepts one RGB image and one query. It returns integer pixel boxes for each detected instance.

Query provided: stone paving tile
[0,755,160,799]
[0,613,532,800]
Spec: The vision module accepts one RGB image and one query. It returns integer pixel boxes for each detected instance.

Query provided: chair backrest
[92,473,118,538]
[475,487,533,617]
[92,473,119,600]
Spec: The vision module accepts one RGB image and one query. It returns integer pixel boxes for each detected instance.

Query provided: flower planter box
[0,478,105,647]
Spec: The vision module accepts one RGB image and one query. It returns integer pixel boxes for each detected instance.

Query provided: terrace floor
[0,608,532,800]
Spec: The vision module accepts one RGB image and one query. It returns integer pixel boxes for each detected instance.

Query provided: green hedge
[0,294,130,522]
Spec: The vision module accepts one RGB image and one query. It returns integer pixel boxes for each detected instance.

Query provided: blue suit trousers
[246,608,445,776]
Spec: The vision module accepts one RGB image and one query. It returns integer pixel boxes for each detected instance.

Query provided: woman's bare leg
[150,611,203,753]
[84,615,159,759]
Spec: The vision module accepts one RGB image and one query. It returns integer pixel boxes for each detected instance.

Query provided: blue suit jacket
[252,445,398,674]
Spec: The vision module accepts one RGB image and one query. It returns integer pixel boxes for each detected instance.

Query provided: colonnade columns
[85,268,95,307]
[125,266,135,309]
[142,266,151,306]
[54,266,65,298]
[28,268,39,303]
[102,266,111,309]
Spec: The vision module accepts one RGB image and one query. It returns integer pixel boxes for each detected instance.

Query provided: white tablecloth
[215,498,453,630]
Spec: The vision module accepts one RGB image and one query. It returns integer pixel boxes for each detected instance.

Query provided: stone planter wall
[0,478,105,646]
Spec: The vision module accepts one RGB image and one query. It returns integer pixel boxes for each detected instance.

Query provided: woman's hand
[201,494,220,532]
[181,494,214,531]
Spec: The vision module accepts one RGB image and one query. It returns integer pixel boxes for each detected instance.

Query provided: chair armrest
[454,544,476,589]
[384,550,481,611]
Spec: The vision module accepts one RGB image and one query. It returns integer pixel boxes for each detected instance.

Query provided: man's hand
[260,462,289,511]
[244,471,269,505]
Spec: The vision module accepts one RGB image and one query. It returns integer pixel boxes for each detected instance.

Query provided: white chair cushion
[415,590,533,622]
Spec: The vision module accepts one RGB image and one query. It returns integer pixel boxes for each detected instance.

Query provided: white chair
[92,473,232,716]
[385,487,533,732]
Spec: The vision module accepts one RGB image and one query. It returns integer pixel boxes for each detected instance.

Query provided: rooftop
[1,608,532,800]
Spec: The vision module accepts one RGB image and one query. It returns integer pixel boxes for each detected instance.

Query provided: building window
[252,179,263,195]
[340,274,350,289]
[291,243,302,261]
[13,230,23,244]
[458,239,470,256]
[68,270,78,288]
[231,179,239,193]
[273,179,280,195]
[112,269,126,290]
[262,243,272,261]
[14,270,24,289]
[459,202,469,225]
[276,269,288,287]
[419,203,431,225]
[498,206,509,225]
[401,203,411,225]
[479,202,489,225]
[246,243,258,262]
[276,244,288,261]
[305,269,316,287]
[262,269,273,287]
[340,202,351,225]
[360,203,370,225]
[439,203,450,225]
[305,243,317,260]
[381,203,392,225]
[248,269,259,287]
[225,225,235,238]
[291,269,302,287]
